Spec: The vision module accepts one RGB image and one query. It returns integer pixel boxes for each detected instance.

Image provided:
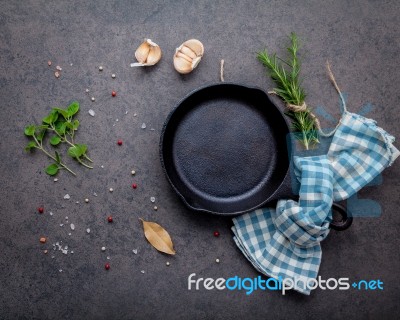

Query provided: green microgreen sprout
[24,101,93,176]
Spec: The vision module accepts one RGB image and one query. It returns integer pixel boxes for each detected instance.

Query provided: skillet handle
[330,203,353,231]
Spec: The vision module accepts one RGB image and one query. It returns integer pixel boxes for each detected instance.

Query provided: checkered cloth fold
[232,112,399,295]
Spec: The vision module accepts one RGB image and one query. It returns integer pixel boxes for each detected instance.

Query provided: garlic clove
[176,51,193,63]
[135,41,151,63]
[146,44,162,66]
[173,39,204,74]
[173,56,193,74]
[131,38,162,67]
[183,39,204,57]
[180,46,197,59]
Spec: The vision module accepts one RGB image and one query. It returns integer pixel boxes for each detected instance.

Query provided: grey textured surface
[0,1,399,319]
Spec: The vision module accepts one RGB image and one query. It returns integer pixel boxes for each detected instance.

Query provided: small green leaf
[76,143,87,154]
[68,144,87,159]
[68,145,84,159]
[72,120,80,130]
[43,110,59,124]
[55,151,61,163]
[67,101,80,117]
[25,141,37,152]
[45,163,59,176]
[50,136,61,146]
[36,128,47,141]
[55,121,67,135]
[24,125,36,136]
[53,108,69,119]
[65,122,74,131]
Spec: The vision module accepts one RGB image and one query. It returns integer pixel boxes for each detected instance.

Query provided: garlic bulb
[131,39,162,67]
[173,39,204,74]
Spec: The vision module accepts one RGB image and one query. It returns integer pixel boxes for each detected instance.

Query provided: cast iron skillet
[160,83,352,231]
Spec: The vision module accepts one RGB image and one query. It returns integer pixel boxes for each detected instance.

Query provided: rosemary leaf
[257,33,318,149]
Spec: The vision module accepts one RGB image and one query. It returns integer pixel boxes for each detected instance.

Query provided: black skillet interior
[160,83,291,215]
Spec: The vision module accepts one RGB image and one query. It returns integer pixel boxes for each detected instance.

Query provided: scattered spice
[111,91,116,97]
[38,207,44,214]
[54,71,60,78]
[56,65,62,71]
[44,250,48,254]
[132,183,137,189]
[117,139,123,146]
[105,263,110,270]
[48,60,52,66]
[40,237,47,244]
[213,231,220,237]
[107,216,113,223]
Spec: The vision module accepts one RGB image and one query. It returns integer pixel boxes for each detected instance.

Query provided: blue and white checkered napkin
[232,111,399,295]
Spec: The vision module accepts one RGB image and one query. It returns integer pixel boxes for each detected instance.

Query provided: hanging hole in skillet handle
[330,203,353,231]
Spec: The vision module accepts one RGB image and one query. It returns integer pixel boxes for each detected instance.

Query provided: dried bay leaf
[140,219,176,255]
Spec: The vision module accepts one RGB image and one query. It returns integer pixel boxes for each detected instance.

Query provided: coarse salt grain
[150,197,155,203]
[64,194,70,200]
[86,228,91,234]
[70,223,75,230]
[88,109,95,116]
[141,123,146,129]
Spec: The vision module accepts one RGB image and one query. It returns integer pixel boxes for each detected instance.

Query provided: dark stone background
[0,1,399,319]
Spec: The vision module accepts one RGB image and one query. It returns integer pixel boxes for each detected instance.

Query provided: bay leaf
[140,219,176,255]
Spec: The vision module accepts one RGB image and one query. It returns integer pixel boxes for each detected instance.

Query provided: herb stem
[33,135,76,176]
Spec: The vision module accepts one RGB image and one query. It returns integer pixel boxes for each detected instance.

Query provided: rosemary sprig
[257,33,319,150]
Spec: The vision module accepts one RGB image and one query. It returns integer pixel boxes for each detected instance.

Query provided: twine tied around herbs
[268,61,346,137]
